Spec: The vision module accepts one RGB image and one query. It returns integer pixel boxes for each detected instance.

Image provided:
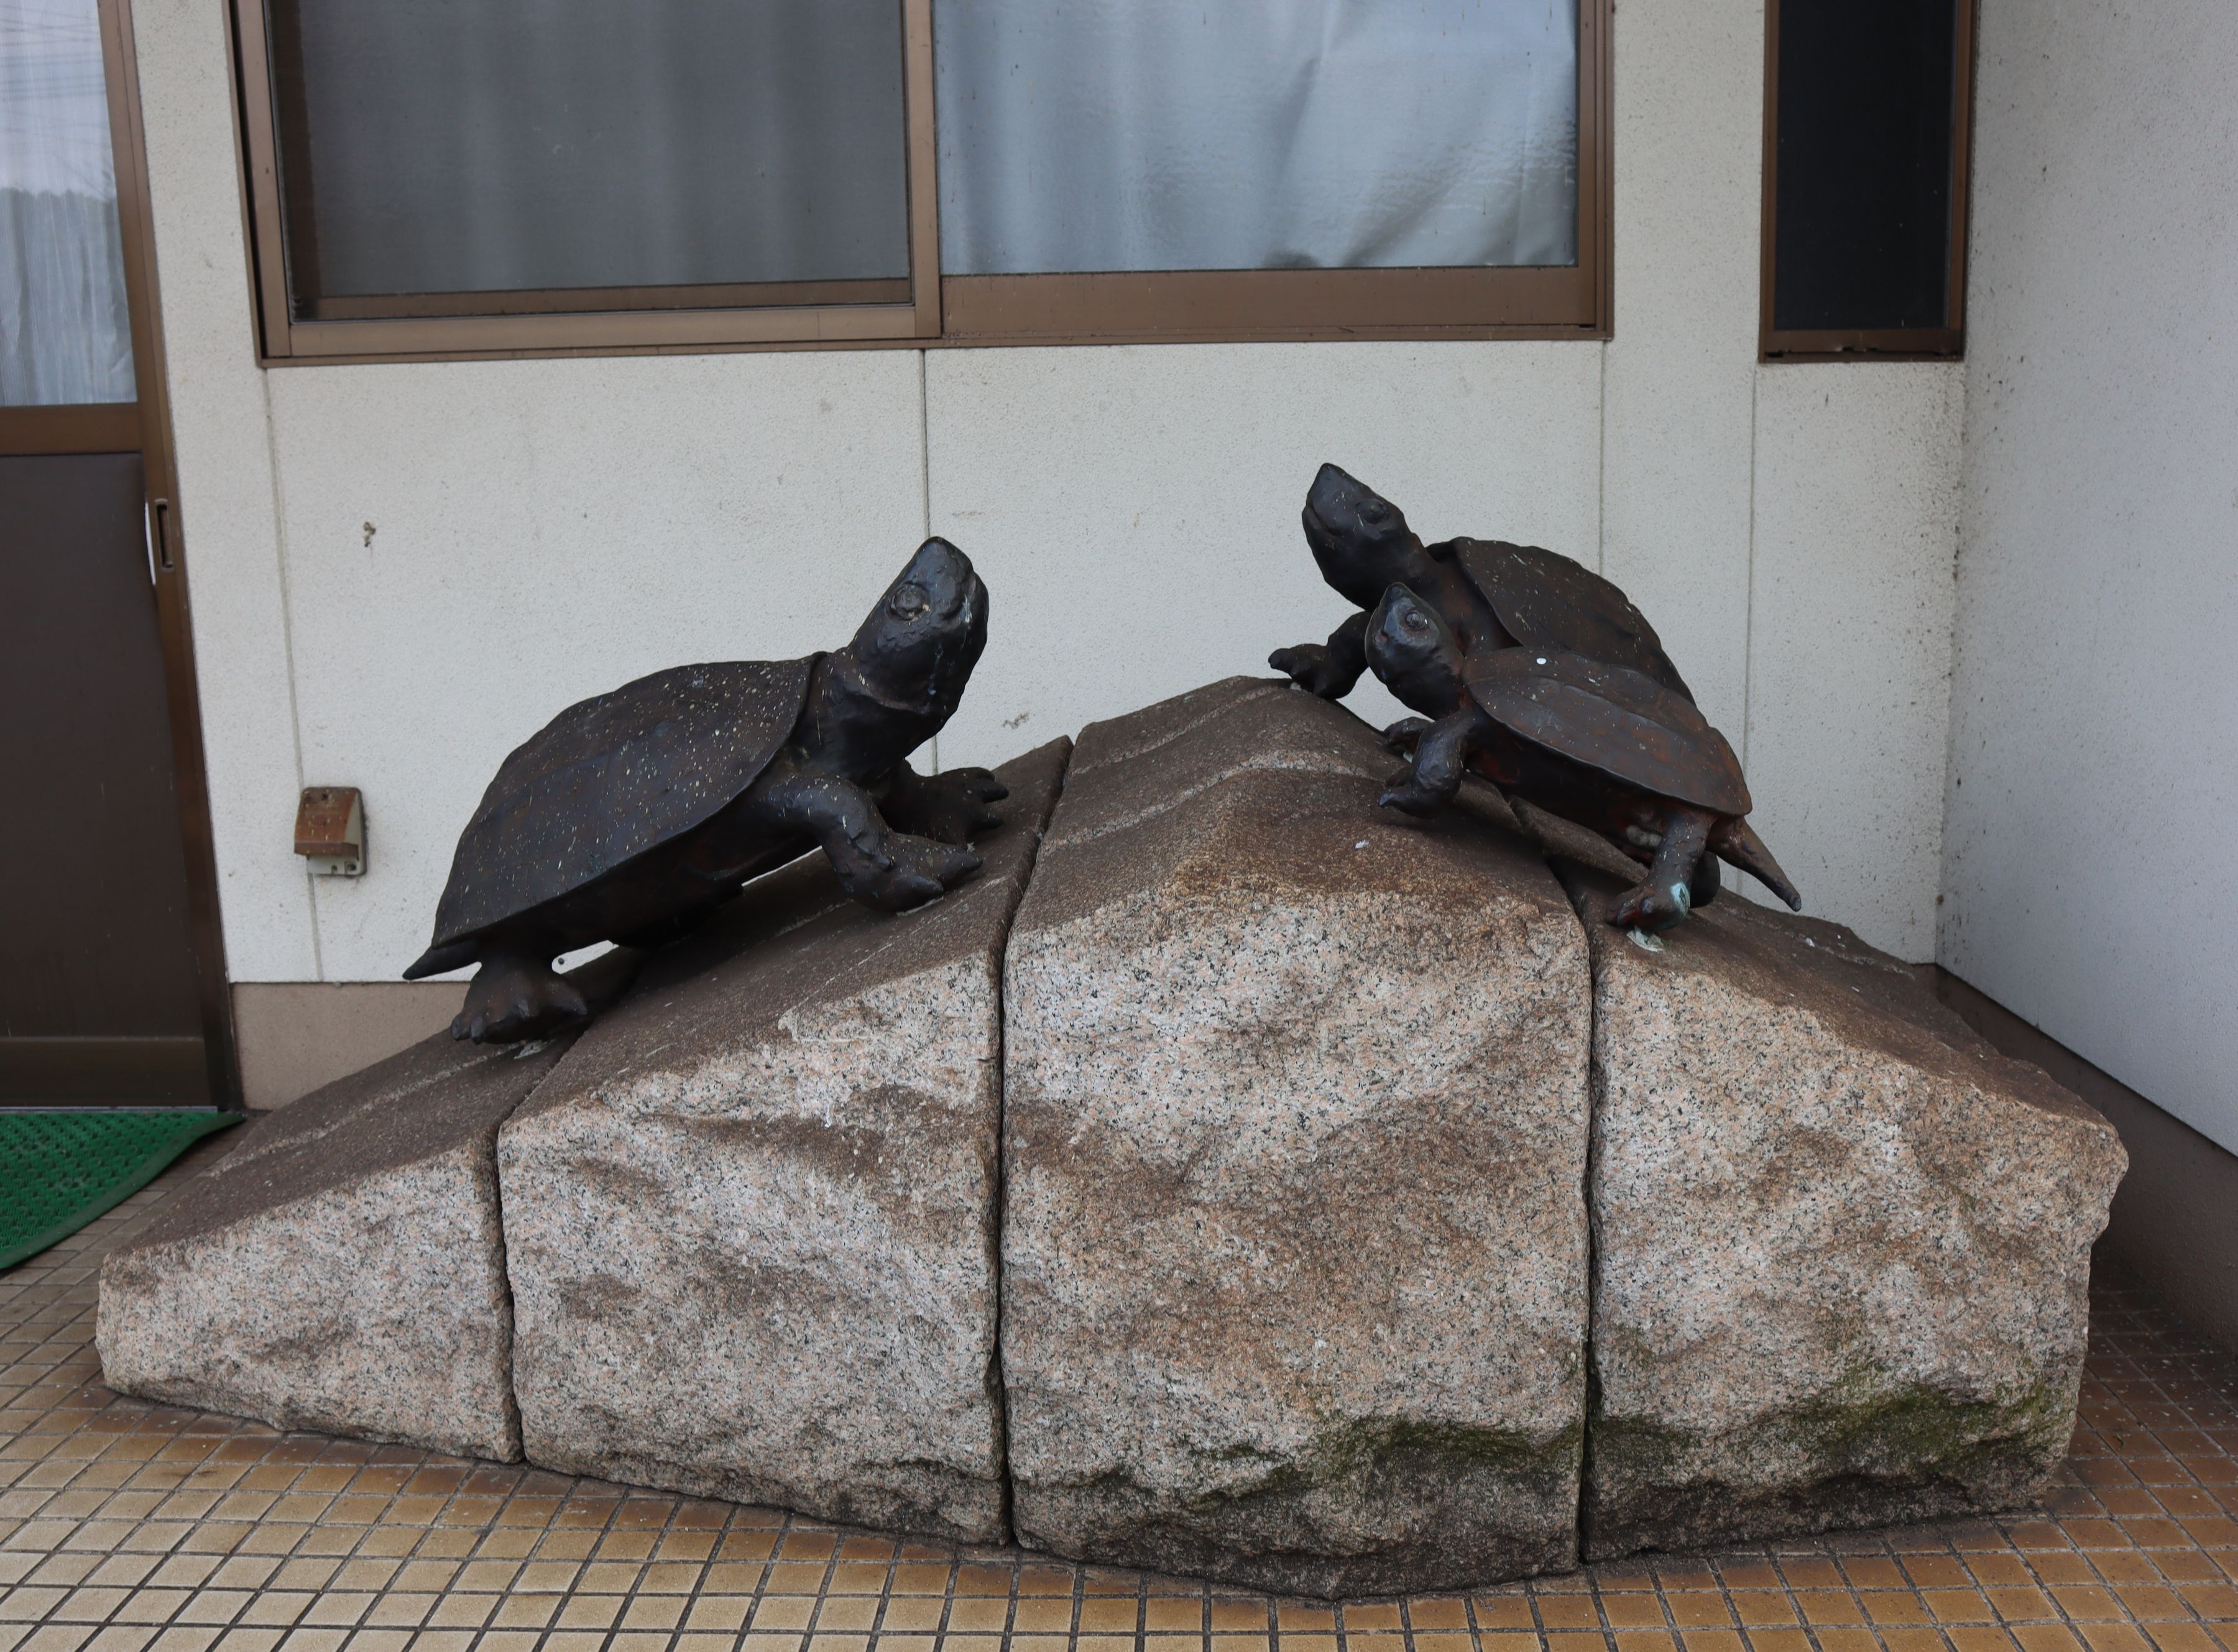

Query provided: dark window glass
[266,0,911,318]
[1771,0,1956,333]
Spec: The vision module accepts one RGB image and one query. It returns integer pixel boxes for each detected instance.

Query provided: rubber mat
[0,1110,239,1270]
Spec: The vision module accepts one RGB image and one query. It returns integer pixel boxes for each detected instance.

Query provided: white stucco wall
[132,0,1963,984]
[1751,366,1961,965]
[1943,0,2238,1150]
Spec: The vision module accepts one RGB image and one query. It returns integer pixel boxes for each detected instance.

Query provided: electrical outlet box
[295,786,365,876]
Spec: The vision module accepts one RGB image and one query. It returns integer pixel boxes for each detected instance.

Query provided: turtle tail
[1710,817,1802,911]
[403,940,478,980]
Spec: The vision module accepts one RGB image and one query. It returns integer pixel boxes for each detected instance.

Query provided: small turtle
[1270,462,1690,704]
[1364,584,1800,932]
[404,538,1007,1042]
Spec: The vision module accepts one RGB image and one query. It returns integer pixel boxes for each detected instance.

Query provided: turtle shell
[1451,538,1692,700]
[418,656,816,955]
[1463,645,1749,815]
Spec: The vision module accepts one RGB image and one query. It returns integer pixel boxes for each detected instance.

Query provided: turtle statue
[1267,462,1797,930]
[404,537,1007,1043]
[1363,583,1800,932]
[1269,462,1692,704]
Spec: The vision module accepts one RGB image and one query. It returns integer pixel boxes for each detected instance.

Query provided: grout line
[917,346,932,547]
[1736,362,1771,909]
[1740,362,1760,779]
[918,347,939,781]
[258,370,321,982]
[860,1540,898,1651]
[1596,337,1609,576]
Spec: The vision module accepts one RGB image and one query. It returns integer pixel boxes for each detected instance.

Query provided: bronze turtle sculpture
[1363,583,1799,932]
[405,537,1006,1042]
[1270,462,1690,703]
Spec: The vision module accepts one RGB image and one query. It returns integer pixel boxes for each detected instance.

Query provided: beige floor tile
[7,1149,2238,1652]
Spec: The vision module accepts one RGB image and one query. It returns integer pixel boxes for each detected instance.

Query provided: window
[2,0,137,406]
[1759,0,1976,360]
[231,0,1609,361]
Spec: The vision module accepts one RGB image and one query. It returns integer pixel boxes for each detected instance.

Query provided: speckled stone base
[1558,858,2128,1561]
[1000,679,1594,1597]
[496,741,1069,1548]
[94,1026,579,1461]
[93,679,2125,1593]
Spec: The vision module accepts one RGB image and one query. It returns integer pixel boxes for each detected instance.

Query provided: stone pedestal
[1000,677,1593,1597]
[96,1024,591,1460]
[1558,860,2126,1558]
[496,742,1068,1544]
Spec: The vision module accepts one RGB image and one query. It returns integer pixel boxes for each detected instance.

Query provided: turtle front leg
[1270,610,1370,699]
[1611,805,1716,932]
[1378,709,1475,818]
[759,769,982,912]
[453,943,589,1044]
[1382,716,1433,754]
[879,763,1008,847]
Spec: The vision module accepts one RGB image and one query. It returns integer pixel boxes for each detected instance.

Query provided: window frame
[1757,0,1977,363]
[228,0,1613,363]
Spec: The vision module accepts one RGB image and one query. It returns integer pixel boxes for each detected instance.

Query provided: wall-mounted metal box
[295,786,364,876]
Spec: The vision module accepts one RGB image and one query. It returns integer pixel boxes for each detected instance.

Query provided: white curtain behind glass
[935,0,1578,275]
[0,0,134,406]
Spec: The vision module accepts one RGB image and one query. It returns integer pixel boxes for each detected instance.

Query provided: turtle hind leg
[1689,850,1721,909]
[1710,817,1802,911]
[1611,805,1715,932]
[453,947,589,1044]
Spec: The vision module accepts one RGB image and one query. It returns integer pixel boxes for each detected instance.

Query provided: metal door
[1,0,234,1105]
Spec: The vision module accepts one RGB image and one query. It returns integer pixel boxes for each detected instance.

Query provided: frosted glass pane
[935,0,1578,276]
[280,0,911,300]
[0,0,136,406]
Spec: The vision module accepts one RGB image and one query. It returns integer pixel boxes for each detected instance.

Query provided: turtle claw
[1269,643,1352,699]
[1383,717,1432,753]
[453,958,587,1044]
[890,767,1008,846]
[1611,876,1695,935]
[1378,769,1450,819]
[858,835,982,912]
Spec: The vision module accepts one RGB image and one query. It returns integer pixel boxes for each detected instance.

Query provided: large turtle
[404,537,1007,1043]
[1269,462,1691,703]
[1363,583,1800,932]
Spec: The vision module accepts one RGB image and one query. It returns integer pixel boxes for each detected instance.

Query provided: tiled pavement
[7,1140,2238,1652]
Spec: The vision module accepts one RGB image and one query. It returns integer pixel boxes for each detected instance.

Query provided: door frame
[0,0,240,1108]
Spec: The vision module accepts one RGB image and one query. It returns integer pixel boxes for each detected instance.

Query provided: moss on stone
[1164,1414,1584,1513]
[1585,1413,1702,1488]
[1590,1359,2076,1505]
[1789,1364,2075,1484]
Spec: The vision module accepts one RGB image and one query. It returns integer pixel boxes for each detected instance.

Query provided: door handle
[149,497,176,575]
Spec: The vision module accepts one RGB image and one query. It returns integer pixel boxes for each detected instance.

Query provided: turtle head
[1365,583,1466,714]
[847,537,990,717]
[1302,464,1427,608]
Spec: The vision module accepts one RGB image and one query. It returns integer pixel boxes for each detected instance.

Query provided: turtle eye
[1402,608,1430,633]
[889,585,930,620]
[1361,501,1389,525]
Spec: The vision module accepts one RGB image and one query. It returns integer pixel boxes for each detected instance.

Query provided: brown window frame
[228,0,1612,364]
[1757,0,1977,363]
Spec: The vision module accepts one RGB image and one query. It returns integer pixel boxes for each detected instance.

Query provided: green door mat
[1,1111,241,1271]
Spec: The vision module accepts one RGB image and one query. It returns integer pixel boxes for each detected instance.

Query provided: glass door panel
[1,0,137,405]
